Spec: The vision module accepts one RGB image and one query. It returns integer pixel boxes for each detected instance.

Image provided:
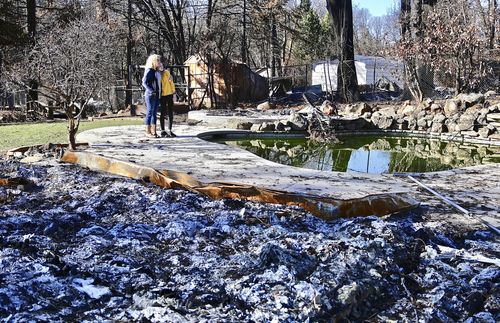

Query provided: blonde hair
[145,54,161,70]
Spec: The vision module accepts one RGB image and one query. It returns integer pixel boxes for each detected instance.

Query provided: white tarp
[312,55,404,91]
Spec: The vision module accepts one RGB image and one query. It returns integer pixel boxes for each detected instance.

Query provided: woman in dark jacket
[142,54,161,137]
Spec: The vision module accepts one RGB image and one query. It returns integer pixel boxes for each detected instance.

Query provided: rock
[445,114,460,132]
[257,101,276,110]
[421,98,433,110]
[476,108,490,125]
[416,109,427,119]
[288,113,308,131]
[478,127,493,138]
[13,152,23,158]
[431,122,447,133]
[464,104,482,116]
[236,122,253,130]
[320,100,336,116]
[343,118,372,130]
[456,93,485,108]
[462,130,479,137]
[458,114,476,131]
[444,99,461,117]
[381,107,397,118]
[417,117,427,129]
[371,109,394,130]
[432,113,446,124]
[250,123,261,132]
[446,119,458,133]
[87,117,94,121]
[488,122,500,131]
[361,112,371,120]
[402,105,416,116]
[344,102,372,116]
[98,112,107,117]
[274,121,286,132]
[489,133,500,140]
[487,103,500,113]
[486,113,500,122]
[259,122,275,131]
[430,103,442,113]
[484,90,496,97]
[406,116,417,130]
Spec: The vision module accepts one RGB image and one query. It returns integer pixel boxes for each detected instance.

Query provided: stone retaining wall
[242,93,500,146]
[333,93,500,144]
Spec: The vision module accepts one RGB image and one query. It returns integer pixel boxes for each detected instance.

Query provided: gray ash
[0,159,498,322]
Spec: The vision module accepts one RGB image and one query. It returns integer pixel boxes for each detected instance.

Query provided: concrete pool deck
[73,124,424,218]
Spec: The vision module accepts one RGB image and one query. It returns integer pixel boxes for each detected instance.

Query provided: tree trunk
[411,0,434,98]
[126,0,133,114]
[401,0,411,37]
[66,103,77,150]
[489,0,497,49]
[27,0,38,107]
[271,13,281,77]
[241,0,247,64]
[401,0,434,101]
[327,0,359,103]
[68,124,77,150]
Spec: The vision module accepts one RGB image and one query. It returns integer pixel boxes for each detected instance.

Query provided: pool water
[216,136,500,174]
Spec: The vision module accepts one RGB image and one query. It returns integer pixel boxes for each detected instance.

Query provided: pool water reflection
[215,136,500,174]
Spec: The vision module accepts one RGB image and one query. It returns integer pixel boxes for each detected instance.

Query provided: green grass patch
[0,118,143,152]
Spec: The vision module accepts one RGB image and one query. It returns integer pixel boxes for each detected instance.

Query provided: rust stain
[60,150,419,219]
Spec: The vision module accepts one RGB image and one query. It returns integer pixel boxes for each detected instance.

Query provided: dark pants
[159,95,174,131]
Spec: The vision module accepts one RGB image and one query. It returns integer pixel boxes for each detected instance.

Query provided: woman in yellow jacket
[159,67,176,137]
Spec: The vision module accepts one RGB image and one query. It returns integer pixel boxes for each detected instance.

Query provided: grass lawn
[0,118,144,152]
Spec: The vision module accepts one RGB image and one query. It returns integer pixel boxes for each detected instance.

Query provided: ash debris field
[0,158,498,322]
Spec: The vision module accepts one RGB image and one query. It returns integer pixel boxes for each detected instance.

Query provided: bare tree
[327,0,359,103]
[12,12,119,149]
[475,0,498,49]
[396,0,495,96]
[135,0,196,65]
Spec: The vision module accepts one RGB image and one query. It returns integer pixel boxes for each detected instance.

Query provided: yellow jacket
[161,70,175,96]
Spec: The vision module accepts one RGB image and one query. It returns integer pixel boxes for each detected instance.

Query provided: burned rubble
[0,158,498,322]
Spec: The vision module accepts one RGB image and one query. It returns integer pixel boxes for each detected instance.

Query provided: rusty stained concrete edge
[59,150,419,220]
